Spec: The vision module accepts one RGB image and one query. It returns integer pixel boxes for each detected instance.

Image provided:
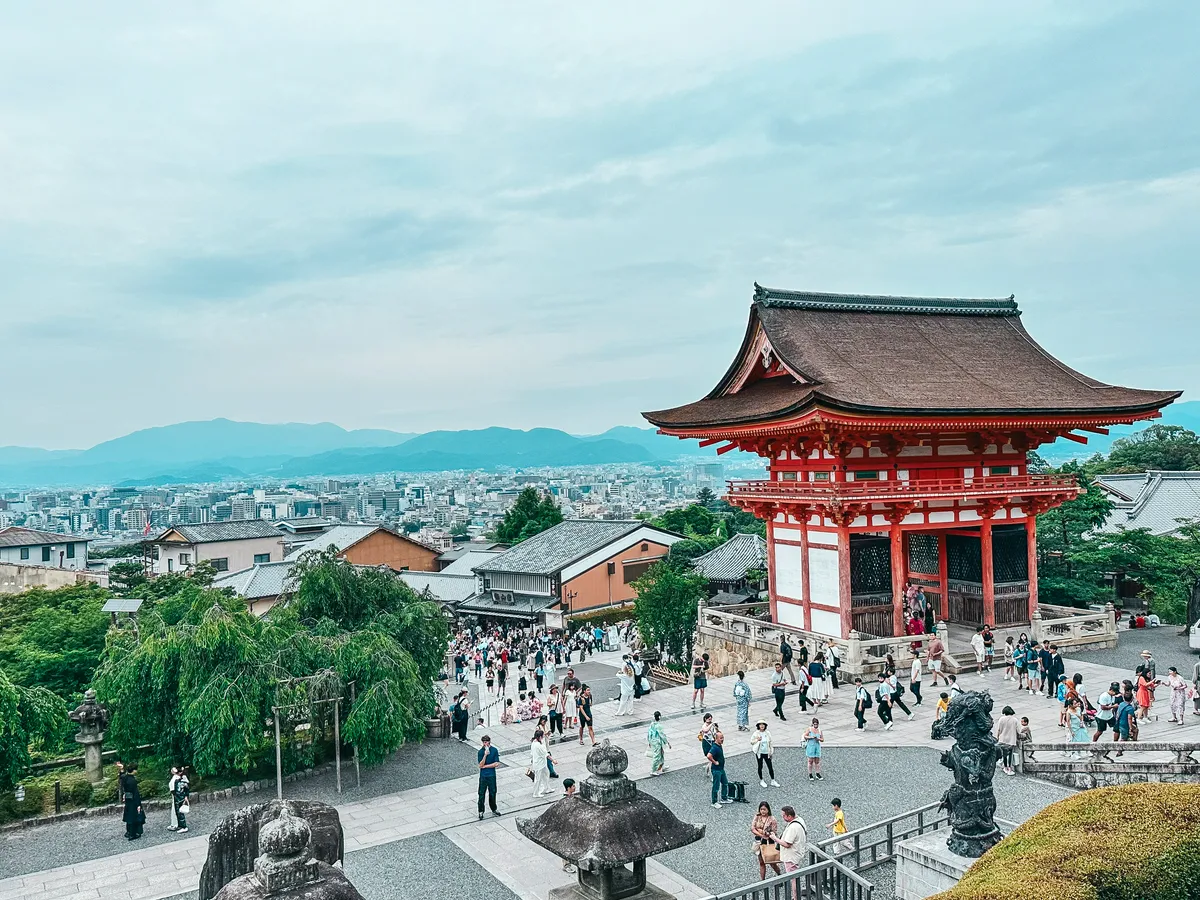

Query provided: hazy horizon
[3,3,1197,449]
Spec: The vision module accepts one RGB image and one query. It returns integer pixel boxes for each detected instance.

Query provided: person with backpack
[874,674,894,731]
[887,669,915,720]
[779,637,797,685]
[853,678,871,730]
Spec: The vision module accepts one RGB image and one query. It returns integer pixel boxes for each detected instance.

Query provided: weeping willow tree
[0,668,66,789]
[94,550,448,776]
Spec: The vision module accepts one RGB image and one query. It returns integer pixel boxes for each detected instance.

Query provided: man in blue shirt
[1114,692,1137,756]
[707,731,731,808]
[478,735,502,819]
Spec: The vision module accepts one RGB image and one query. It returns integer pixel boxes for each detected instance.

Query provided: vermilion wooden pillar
[837,524,853,637]
[1026,515,1039,621]
[937,532,949,622]
[889,523,905,638]
[766,518,778,623]
[980,518,996,626]
[800,513,813,631]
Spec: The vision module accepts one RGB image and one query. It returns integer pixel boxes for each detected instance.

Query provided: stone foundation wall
[1027,767,1200,790]
[695,631,778,678]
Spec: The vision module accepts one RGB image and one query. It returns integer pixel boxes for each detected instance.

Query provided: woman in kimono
[732,671,753,731]
[121,764,144,840]
[646,711,670,775]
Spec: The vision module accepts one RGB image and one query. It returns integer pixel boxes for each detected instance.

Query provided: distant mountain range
[2,400,1192,487]
[0,419,721,487]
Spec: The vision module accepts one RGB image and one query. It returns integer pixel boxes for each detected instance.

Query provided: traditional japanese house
[644,286,1180,639]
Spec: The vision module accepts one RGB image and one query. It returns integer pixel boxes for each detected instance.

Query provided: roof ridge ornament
[752,285,1020,317]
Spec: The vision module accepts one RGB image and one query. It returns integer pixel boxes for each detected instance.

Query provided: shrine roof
[644,286,1180,430]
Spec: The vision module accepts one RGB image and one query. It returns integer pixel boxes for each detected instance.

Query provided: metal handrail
[707,843,874,900]
[726,473,1078,503]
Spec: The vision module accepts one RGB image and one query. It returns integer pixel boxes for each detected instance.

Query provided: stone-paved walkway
[1,646,1193,900]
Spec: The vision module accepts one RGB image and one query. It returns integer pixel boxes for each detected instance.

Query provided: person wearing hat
[751,719,779,788]
[1140,649,1157,681]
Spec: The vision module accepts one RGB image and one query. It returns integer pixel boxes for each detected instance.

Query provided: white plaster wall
[811,608,843,637]
[808,545,839,607]
[774,527,802,542]
[776,599,805,629]
[775,542,804,600]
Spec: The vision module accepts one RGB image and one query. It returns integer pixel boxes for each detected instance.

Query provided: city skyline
[4,3,1198,449]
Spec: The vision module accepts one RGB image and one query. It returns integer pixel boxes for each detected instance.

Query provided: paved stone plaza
[2,636,1196,900]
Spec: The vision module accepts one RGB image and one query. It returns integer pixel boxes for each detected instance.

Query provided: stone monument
[518,740,705,900]
[68,689,109,786]
[200,800,345,900]
[896,691,1003,899]
[212,805,363,900]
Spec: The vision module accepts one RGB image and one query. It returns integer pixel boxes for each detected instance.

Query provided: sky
[3,2,1198,450]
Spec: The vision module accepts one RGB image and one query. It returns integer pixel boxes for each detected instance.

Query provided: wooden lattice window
[947,535,983,582]
[850,536,891,594]
[992,526,1029,582]
[907,533,939,575]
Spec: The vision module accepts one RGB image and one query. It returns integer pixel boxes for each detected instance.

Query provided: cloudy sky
[3,2,1197,449]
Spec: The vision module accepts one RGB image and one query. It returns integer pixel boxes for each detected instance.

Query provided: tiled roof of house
[475,520,655,576]
[158,521,284,544]
[399,571,478,606]
[0,526,89,547]
[458,591,560,619]
[1094,471,1200,536]
[284,524,379,560]
[644,286,1180,429]
[213,560,295,600]
[691,533,767,583]
[283,524,438,561]
[441,549,506,575]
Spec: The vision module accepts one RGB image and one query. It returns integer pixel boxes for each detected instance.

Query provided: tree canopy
[1102,424,1200,474]
[632,563,705,665]
[1036,425,1200,621]
[492,487,563,543]
[0,583,110,698]
[0,668,65,789]
[92,549,447,777]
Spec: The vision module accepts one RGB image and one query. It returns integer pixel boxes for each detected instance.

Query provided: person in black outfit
[121,765,144,840]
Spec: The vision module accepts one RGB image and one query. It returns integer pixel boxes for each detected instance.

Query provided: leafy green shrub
[67,776,93,806]
[137,778,161,799]
[934,783,1200,900]
[0,782,46,823]
[92,774,120,806]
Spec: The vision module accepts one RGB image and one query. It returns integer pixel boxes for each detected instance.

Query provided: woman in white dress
[808,655,829,704]
[530,729,552,796]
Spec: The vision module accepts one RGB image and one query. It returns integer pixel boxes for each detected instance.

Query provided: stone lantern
[69,689,110,786]
[518,740,705,900]
[213,805,363,900]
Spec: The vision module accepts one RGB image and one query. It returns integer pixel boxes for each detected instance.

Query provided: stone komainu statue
[199,800,345,900]
[929,690,1002,858]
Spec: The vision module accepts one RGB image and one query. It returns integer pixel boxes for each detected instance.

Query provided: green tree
[1035,463,1114,606]
[0,669,66,789]
[95,551,448,776]
[108,560,148,594]
[492,488,563,544]
[696,487,717,507]
[450,523,470,539]
[0,583,110,698]
[665,539,710,572]
[632,563,705,665]
[653,503,716,538]
[1101,425,1200,474]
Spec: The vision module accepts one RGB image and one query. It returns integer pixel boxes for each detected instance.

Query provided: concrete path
[2,648,1193,900]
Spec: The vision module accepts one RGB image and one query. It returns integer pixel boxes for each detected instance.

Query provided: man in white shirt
[909,650,924,707]
[1093,681,1119,743]
[775,805,808,873]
